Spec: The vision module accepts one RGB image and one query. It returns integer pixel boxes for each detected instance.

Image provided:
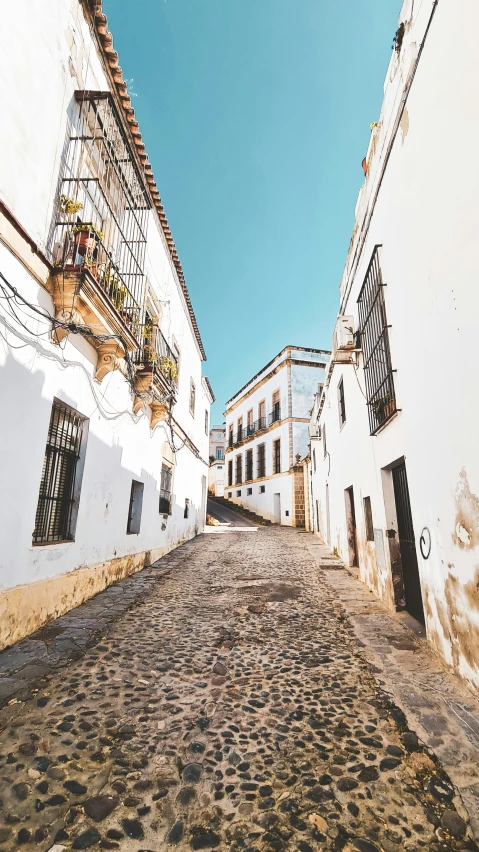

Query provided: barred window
[235,454,243,484]
[257,443,266,478]
[228,460,233,486]
[246,449,253,481]
[338,377,346,426]
[357,247,396,434]
[159,464,173,514]
[33,400,87,544]
[273,439,281,474]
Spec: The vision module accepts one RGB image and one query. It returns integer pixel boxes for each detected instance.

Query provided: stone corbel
[48,271,84,345]
[150,400,169,430]
[95,340,126,382]
[52,307,85,345]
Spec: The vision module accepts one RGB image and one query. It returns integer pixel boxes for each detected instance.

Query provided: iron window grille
[189,380,196,416]
[273,439,281,474]
[228,460,233,486]
[235,454,243,485]
[254,417,266,432]
[363,496,374,541]
[228,428,234,448]
[49,91,150,337]
[159,464,173,514]
[33,400,86,544]
[357,247,397,434]
[338,377,346,426]
[246,449,253,481]
[257,443,266,478]
[133,318,179,390]
[236,421,243,443]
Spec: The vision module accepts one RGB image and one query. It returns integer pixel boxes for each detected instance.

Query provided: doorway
[392,463,425,624]
[273,493,281,524]
[344,486,358,567]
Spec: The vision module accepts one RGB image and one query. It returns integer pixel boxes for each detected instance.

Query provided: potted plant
[372,393,394,422]
[59,194,83,217]
[158,356,178,382]
[71,222,104,261]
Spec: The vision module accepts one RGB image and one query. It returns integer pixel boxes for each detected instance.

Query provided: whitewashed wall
[0,0,209,647]
[311,0,479,690]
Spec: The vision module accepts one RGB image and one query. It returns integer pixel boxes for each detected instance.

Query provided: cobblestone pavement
[0,528,477,852]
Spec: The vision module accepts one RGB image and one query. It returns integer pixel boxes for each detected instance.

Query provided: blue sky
[103,0,400,424]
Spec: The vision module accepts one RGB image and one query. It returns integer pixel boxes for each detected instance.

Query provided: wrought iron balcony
[268,403,281,426]
[254,417,267,432]
[133,326,179,394]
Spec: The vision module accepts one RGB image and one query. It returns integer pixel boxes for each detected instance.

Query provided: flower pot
[74,229,99,259]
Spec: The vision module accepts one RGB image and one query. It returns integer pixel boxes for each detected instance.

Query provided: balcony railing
[228,434,233,448]
[133,327,179,391]
[254,417,266,432]
[268,403,281,426]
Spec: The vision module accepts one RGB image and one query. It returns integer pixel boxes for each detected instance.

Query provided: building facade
[310,0,479,690]
[208,460,225,498]
[0,0,212,650]
[209,424,226,461]
[225,347,329,525]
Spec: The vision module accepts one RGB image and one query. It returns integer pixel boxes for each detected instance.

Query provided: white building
[0,0,213,650]
[310,0,479,690]
[225,347,329,525]
[209,424,226,461]
[208,423,225,496]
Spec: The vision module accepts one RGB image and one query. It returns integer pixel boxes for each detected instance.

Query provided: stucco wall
[311,0,479,691]
[0,0,209,648]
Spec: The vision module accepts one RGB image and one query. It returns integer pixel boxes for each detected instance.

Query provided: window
[338,377,346,426]
[228,424,233,448]
[159,464,173,515]
[357,246,396,434]
[235,454,243,485]
[184,498,190,519]
[228,460,233,486]
[247,487,252,496]
[258,400,266,430]
[216,432,222,440]
[216,448,224,460]
[247,409,253,435]
[270,390,281,424]
[236,490,241,497]
[189,380,196,416]
[260,485,266,494]
[216,465,222,470]
[364,496,374,541]
[228,492,232,498]
[273,439,281,474]
[127,480,144,534]
[323,424,327,459]
[33,400,87,544]
[257,443,266,478]
[246,448,253,481]
[237,417,243,443]
[205,409,209,435]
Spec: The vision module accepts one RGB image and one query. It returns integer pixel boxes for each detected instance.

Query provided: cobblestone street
[0,528,477,852]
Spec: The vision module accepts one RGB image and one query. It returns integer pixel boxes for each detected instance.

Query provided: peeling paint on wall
[452,468,479,550]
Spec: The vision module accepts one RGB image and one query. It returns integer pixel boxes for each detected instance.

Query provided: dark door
[392,463,425,624]
[345,486,358,567]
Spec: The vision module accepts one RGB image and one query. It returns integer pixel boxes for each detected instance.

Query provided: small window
[236,490,241,497]
[285,510,290,517]
[127,480,144,534]
[189,380,196,417]
[216,465,222,470]
[323,424,327,459]
[159,464,173,515]
[184,498,190,519]
[338,377,346,426]
[273,439,281,474]
[228,460,233,486]
[247,487,252,496]
[259,485,266,494]
[33,399,87,544]
[228,492,232,498]
[364,496,374,541]
[205,409,209,435]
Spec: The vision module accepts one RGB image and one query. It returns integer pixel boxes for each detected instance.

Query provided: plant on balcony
[59,194,83,216]
[158,356,178,381]
[372,393,394,422]
[392,22,405,53]
[70,222,104,266]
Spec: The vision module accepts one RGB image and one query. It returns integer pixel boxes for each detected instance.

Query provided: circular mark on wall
[420,527,431,560]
